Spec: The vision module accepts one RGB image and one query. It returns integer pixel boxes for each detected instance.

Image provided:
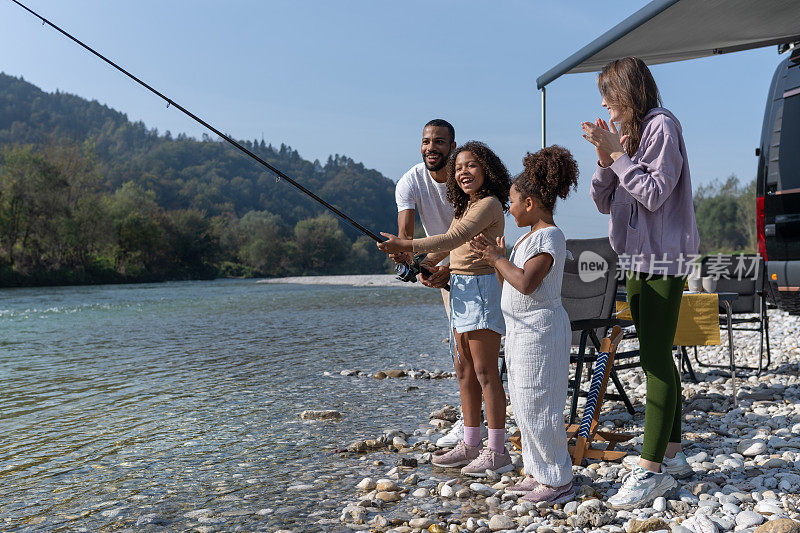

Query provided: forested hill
[0,73,395,233]
[0,73,396,286]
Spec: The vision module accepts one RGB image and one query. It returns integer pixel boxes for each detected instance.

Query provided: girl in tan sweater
[378,141,513,476]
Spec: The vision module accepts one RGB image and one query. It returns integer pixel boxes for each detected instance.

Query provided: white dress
[501,226,573,487]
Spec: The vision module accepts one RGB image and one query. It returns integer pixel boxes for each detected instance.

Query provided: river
[0,278,459,531]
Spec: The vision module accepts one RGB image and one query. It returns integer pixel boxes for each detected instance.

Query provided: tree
[693,175,755,254]
[237,210,290,276]
[291,214,349,274]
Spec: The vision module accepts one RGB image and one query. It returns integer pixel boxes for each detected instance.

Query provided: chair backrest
[700,254,763,314]
[562,238,619,346]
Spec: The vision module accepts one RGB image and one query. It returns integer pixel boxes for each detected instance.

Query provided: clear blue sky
[0,0,782,242]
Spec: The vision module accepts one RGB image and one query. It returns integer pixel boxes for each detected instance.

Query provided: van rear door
[764,56,800,294]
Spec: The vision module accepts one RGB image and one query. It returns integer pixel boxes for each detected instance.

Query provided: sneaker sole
[607,476,678,510]
[461,462,515,478]
[666,465,695,479]
[520,486,574,505]
[506,487,537,496]
[432,458,474,468]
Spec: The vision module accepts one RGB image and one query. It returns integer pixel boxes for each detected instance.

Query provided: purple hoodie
[590,107,699,276]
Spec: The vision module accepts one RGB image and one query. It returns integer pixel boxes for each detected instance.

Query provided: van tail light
[757,196,767,261]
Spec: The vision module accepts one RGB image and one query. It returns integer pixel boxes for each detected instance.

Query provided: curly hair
[514,145,578,212]
[445,141,511,218]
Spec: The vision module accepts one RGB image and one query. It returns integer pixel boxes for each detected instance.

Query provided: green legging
[626,271,685,463]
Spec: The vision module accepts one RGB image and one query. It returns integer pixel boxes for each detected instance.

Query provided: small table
[616,291,740,405]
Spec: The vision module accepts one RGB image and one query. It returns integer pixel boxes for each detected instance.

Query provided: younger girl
[470,145,578,504]
[378,141,512,476]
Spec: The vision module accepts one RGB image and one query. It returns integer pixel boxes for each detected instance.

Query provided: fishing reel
[395,254,450,291]
[394,253,428,283]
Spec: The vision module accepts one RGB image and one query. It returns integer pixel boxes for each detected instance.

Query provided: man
[393,119,486,447]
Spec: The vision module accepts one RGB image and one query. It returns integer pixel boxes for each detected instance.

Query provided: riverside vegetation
[0,73,394,286]
[0,73,755,287]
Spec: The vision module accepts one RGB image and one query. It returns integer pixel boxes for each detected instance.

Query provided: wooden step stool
[566,325,633,465]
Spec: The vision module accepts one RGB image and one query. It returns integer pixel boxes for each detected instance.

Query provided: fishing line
[8,0,383,242]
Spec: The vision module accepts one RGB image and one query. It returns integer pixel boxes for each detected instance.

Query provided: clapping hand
[580,118,628,164]
[469,234,506,266]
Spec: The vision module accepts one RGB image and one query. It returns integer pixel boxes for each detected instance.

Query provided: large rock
[385,369,406,378]
[300,409,342,420]
[568,499,614,528]
[754,519,800,533]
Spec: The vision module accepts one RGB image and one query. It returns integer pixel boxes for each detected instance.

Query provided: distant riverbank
[259,274,424,288]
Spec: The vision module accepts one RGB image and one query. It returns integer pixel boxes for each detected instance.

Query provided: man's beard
[423,151,449,172]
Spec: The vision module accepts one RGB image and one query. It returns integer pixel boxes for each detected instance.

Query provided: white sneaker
[662,452,694,479]
[435,418,488,448]
[623,452,694,479]
[607,465,677,510]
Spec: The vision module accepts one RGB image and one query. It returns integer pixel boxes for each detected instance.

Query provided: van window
[779,93,800,190]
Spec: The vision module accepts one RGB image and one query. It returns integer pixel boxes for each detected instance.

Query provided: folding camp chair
[563,238,637,424]
[566,326,632,465]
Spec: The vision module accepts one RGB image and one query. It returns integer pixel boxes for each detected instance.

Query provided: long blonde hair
[597,57,662,156]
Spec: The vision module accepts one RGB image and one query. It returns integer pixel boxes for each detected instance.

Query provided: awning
[537,0,800,90]
[535,0,800,147]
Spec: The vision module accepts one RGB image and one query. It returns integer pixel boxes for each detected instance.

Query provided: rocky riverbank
[297,311,800,533]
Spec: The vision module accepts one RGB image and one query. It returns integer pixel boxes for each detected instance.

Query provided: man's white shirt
[395,163,453,266]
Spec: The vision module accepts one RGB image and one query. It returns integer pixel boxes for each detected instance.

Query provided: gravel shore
[316,310,800,533]
[259,274,419,288]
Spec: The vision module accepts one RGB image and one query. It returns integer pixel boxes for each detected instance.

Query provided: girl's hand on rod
[377,232,412,254]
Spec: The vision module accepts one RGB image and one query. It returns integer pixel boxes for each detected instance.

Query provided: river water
[0,279,459,531]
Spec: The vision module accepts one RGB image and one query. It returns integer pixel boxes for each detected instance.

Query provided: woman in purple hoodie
[581,57,699,509]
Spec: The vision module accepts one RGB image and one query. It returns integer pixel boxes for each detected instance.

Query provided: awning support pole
[541,86,546,148]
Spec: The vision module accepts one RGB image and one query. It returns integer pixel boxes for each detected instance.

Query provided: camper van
[757,46,800,314]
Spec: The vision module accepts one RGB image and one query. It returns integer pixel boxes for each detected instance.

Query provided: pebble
[409,517,434,528]
[329,313,800,533]
[488,514,515,531]
[755,500,785,515]
[376,479,399,492]
[737,511,767,528]
[299,409,342,420]
[739,439,768,457]
[376,491,401,502]
[754,519,800,533]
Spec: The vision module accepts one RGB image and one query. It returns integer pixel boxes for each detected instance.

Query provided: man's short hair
[424,119,455,143]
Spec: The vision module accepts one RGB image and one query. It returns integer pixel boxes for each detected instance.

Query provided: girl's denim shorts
[449,273,505,335]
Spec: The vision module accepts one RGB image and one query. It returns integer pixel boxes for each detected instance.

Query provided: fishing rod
[10,0,449,289]
[7,0,384,243]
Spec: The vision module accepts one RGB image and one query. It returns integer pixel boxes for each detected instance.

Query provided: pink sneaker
[460,447,514,477]
[431,440,481,468]
[505,476,540,495]
[520,480,574,504]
